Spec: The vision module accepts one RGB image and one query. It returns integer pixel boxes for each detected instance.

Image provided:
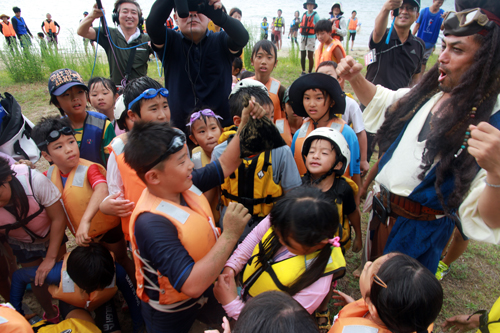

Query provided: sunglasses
[398,5,418,13]
[186,109,223,126]
[128,88,169,110]
[37,127,75,148]
[141,129,186,172]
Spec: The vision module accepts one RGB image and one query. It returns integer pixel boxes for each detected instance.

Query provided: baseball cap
[48,69,88,96]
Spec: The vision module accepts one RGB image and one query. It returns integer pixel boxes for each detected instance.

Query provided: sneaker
[435,261,450,280]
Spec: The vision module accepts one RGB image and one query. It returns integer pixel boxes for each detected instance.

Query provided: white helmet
[302,127,350,175]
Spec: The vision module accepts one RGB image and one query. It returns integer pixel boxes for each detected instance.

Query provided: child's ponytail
[258,186,340,296]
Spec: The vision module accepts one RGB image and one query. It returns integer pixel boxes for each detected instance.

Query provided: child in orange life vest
[100,77,170,243]
[213,186,346,320]
[124,105,267,332]
[0,157,66,323]
[330,253,443,333]
[10,243,144,333]
[314,19,346,71]
[212,79,301,241]
[88,77,125,136]
[317,60,370,177]
[250,40,286,122]
[32,116,134,286]
[289,73,362,203]
[48,69,116,167]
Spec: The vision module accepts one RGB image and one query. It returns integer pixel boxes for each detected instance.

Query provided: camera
[175,0,208,18]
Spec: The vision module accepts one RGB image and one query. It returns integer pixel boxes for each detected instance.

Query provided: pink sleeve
[225,215,272,273]
[292,274,333,314]
[222,297,245,320]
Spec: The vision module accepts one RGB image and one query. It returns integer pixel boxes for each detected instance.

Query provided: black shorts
[349,32,356,41]
[99,224,124,244]
[59,299,120,333]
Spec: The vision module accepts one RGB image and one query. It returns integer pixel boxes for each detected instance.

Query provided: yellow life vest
[32,318,101,332]
[191,146,211,169]
[242,228,346,299]
[48,252,118,311]
[221,150,283,217]
[332,177,358,250]
[218,126,238,145]
[476,296,500,333]
[129,185,219,305]
[47,159,120,238]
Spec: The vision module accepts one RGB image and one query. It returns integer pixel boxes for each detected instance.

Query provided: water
[0,0,455,51]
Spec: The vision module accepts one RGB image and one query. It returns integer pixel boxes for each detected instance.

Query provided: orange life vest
[0,304,33,333]
[293,118,346,176]
[47,159,120,238]
[300,12,317,36]
[49,252,118,311]
[166,17,174,29]
[107,134,146,241]
[314,39,346,71]
[43,20,57,34]
[329,299,434,333]
[252,77,284,121]
[1,22,16,37]
[129,185,220,305]
[275,118,292,147]
[348,18,358,31]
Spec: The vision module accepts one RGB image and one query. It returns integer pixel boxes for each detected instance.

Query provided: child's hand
[75,220,92,246]
[239,97,268,129]
[214,269,239,306]
[222,202,250,240]
[360,160,370,177]
[34,257,56,286]
[222,316,231,333]
[100,192,135,217]
[332,290,355,307]
[352,235,362,253]
[442,314,481,333]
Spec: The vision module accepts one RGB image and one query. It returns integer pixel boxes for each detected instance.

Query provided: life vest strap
[220,191,281,207]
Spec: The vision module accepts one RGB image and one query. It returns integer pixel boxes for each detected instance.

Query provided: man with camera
[77,0,153,87]
[146,0,249,130]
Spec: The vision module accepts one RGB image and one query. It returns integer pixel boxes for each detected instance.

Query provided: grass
[0,35,498,332]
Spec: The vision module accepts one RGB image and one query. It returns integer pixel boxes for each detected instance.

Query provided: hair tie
[329,236,340,248]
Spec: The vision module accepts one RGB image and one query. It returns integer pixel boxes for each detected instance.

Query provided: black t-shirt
[365,28,425,90]
[301,176,357,216]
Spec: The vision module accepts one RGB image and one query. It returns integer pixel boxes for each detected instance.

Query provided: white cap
[114,94,126,121]
[229,79,268,99]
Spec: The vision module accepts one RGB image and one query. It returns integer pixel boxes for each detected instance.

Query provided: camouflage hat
[48,69,88,96]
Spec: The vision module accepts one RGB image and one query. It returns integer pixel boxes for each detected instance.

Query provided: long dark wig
[255,186,340,296]
[0,157,30,221]
[374,25,500,214]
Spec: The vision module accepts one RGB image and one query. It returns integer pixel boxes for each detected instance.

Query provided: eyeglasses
[128,88,169,110]
[186,109,223,126]
[141,129,186,172]
[399,5,418,13]
[37,127,75,148]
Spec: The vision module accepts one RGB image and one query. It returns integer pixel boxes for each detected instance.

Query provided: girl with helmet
[301,127,362,332]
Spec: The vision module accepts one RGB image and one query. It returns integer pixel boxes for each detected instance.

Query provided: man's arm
[469,122,500,229]
[24,22,32,38]
[41,21,46,35]
[11,18,19,37]
[373,0,403,44]
[357,130,369,176]
[77,4,100,40]
[412,22,420,36]
[55,21,60,35]
[147,0,175,48]
[201,2,249,53]
[337,56,377,108]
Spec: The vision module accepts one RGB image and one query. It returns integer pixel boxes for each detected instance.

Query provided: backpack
[32,318,101,333]
[0,93,40,163]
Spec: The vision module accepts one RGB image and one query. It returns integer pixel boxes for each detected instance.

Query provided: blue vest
[12,16,27,35]
[79,111,106,166]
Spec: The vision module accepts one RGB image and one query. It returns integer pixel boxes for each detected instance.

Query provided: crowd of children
[1,1,500,333]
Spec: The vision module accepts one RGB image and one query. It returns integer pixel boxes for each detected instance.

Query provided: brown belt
[389,193,444,221]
